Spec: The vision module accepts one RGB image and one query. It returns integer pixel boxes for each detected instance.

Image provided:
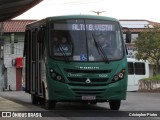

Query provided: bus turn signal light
[50,68,64,82]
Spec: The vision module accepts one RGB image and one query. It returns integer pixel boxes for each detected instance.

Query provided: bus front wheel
[109,100,121,110]
[31,94,39,105]
[45,100,56,110]
[42,84,56,109]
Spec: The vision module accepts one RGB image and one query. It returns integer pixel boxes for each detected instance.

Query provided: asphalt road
[0,91,160,120]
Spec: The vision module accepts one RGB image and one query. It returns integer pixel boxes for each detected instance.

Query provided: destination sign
[54,23,115,31]
[72,24,114,31]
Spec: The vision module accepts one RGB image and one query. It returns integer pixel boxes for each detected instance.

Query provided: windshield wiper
[92,34,109,63]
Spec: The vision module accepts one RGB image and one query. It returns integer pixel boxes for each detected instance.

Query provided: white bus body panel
[127,58,149,91]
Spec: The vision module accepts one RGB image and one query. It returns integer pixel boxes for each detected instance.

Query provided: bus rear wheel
[109,100,121,110]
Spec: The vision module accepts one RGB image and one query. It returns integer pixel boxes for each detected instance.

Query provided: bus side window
[128,62,134,74]
[134,63,145,75]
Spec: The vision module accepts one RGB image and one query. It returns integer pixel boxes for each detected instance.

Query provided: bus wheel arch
[42,81,56,109]
[42,81,49,100]
[38,82,46,105]
[42,82,46,99]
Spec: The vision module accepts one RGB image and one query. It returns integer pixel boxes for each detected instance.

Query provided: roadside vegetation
[142,75,160,80]
[135,26,160,75]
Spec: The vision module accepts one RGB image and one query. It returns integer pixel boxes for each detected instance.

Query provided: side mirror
[125,45,128,55]
[126,30,131,43]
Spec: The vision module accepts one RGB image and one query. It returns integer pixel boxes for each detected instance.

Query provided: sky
[14,0,160,23]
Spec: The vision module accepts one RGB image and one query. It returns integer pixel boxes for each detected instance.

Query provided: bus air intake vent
[64,69,111,74]
[72,88,105,95]
[67,77,108,82]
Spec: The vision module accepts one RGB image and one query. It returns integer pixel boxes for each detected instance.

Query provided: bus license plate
[82,96,96,100]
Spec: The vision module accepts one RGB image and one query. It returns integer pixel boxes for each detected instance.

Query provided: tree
[135,26,160,75]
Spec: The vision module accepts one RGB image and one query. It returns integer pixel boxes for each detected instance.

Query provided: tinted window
[128,62,134,74]
[135,62,145,75]
[49,19,123,62]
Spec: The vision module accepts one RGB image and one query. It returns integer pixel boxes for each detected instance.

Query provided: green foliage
[142,75,160,80]
[135,26,160,74]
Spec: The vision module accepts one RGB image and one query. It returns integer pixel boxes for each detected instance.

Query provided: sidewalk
[0,91,70,120]
[0,91,41,111]
[0,91,31,104]
[0,96,24,111]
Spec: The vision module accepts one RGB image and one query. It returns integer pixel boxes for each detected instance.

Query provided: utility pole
[91,10,106,15]
[0,22,4,91]
[0,22,4,63]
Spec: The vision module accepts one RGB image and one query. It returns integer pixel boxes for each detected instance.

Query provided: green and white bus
[23,15,130,110]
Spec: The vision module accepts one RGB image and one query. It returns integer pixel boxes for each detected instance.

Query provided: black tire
[81,101,89,104]
[39,97,45,105]
[45,100,56,110]
[109,100,121,110]
[39,84,45,105]
[42,83,56,109]
[90,101,97,105]
[31,94,39,105]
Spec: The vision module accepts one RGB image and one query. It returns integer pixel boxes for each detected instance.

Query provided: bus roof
[47,15,118,21]
[127,58,149,63]
[26,15,119,29]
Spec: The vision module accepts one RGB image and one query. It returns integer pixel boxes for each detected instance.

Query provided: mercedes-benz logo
[85,78,91,84]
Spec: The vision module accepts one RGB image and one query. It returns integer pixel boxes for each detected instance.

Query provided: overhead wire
[45,0,104,5]
[62,0,104,5]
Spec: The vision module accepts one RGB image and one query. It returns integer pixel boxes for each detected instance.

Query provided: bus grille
[72,88,105,95]
[65,69,111,73]
[67,77,108,82]
[67,77,108,95]
[64,68,111,95]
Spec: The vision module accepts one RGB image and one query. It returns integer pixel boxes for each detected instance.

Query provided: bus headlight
[118,72,124,79]
[113,75,119,81]
[57,75,62,81]
[51,72,56,78]
[112,69,125,82]
[50,68,64,82]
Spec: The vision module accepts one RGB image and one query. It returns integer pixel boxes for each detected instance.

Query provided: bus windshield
[49,19,124,62]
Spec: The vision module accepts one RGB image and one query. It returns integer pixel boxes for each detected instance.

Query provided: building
[2,20,35,91]
[0,19,159,91]
[0,0,43,92]
[120,20,160,59]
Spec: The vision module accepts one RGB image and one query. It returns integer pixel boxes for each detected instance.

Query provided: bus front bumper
[47,79,127,101]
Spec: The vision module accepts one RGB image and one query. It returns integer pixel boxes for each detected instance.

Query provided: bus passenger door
[24,30,31,93]
[31,28,44,96]
[31,30,37,94]
[36,28,45,96]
